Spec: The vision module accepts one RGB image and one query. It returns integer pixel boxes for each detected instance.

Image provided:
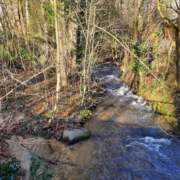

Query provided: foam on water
[126,141,165,158]
[114,85,130,96]
[143,137,171,145]
[131,100,147,107]
[137,96,145,103]
[127,91,139,99]
[104,75,119,80]
[124,137,171,159]
[109,82,153,111]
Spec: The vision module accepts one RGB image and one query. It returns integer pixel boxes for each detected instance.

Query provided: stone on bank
[63,128,91,143]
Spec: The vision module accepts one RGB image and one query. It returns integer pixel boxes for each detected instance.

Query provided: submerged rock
[63,128,91,143]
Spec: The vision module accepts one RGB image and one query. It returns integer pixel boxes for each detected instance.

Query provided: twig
[158,126,180,138]
[5,68,29,87]
[0,152,8,156]
[14,92,40,97]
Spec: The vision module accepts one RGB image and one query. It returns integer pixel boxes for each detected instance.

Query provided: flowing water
[8,64,180,180]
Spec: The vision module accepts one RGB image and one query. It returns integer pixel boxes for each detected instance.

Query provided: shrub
[0,158,24,180]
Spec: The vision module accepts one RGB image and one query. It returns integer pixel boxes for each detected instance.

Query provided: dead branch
[0,65,53,101]
[5,68,29,87]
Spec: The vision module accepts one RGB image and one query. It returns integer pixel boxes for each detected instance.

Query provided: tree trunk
[133,0,144,43]
[68,14,78,69]
[59,6,68,87]
[54,0,61,110]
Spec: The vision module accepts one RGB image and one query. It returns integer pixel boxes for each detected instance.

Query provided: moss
[157,105,161,111]
[162,109,168,115]
[139,91,144,97]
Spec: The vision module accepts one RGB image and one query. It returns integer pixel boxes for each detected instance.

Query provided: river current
[8,64,180,180]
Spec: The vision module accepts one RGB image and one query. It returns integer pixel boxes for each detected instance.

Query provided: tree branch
[0,65,53,101]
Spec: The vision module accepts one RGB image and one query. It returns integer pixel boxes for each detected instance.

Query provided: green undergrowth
[30,154,56,180]
[0,158,24,180]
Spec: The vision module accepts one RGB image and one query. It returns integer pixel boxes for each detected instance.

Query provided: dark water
[8,64,180,180]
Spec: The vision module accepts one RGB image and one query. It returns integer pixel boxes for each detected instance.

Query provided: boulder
[63,128,91,143]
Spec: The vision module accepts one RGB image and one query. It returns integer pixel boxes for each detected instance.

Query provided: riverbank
[120,66,180,131]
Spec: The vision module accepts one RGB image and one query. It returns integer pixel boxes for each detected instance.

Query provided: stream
[8,64,180,180]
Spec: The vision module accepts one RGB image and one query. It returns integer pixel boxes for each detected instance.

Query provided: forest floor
[0,66,106,177]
